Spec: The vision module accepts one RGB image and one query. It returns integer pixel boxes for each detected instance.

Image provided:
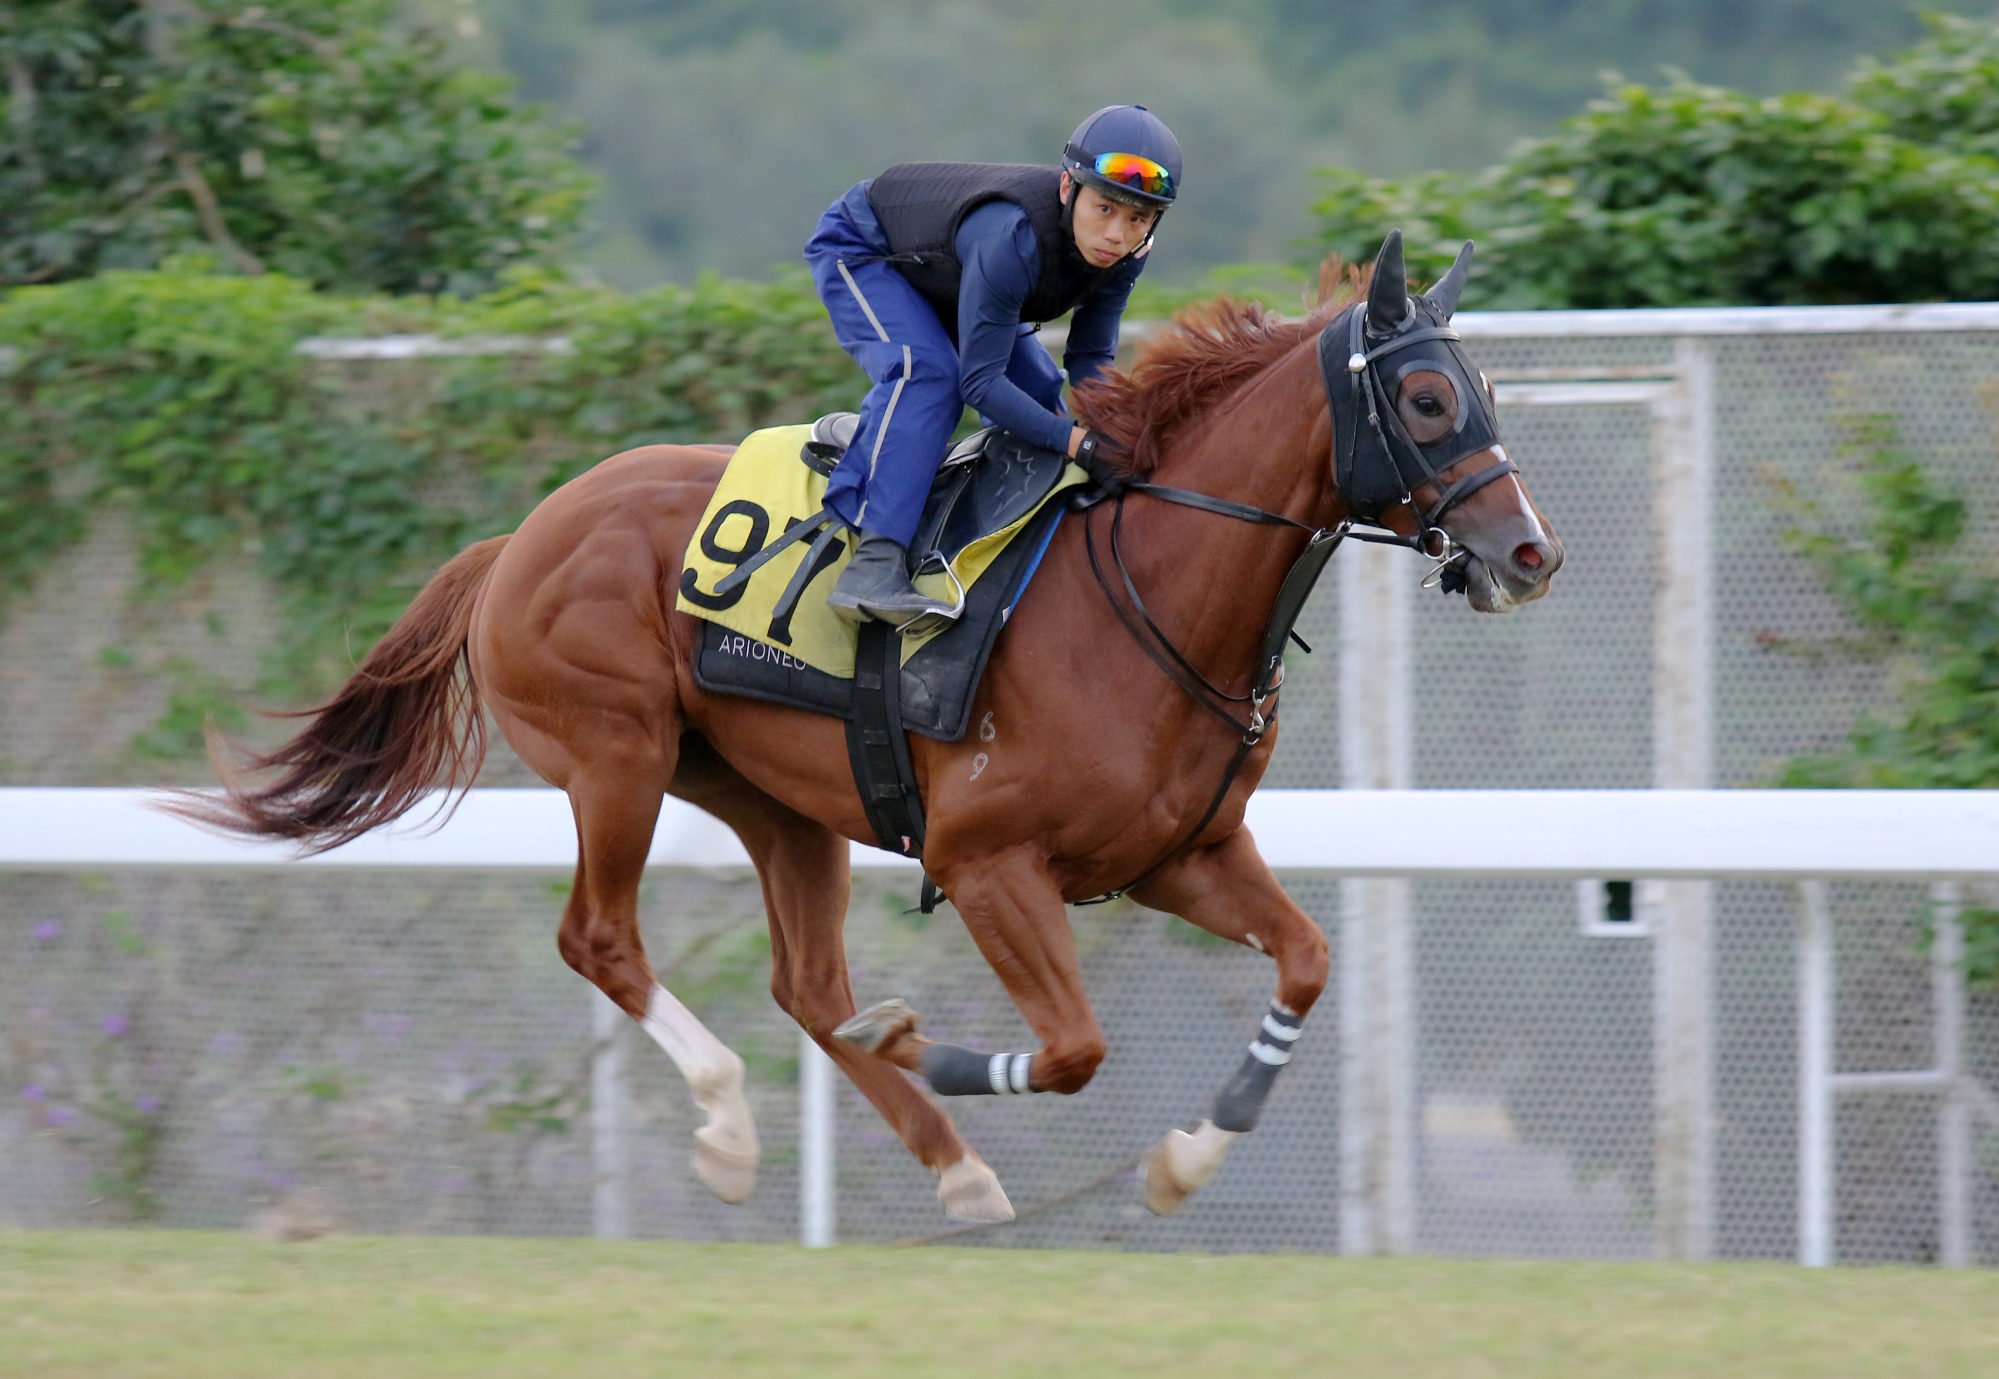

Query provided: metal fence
[3,303,1997,1264]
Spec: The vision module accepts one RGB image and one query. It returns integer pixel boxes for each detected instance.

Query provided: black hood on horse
[1321,231,1513,529]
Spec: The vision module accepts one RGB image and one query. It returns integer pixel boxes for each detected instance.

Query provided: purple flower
[134,1097,163,1114]
[20,1083,46,1102]
[45,1105,79,1128]
[33,921,61,942]
[100,1014,129,1038]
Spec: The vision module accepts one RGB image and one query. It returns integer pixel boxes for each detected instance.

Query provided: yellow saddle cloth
[675,424,1087,679]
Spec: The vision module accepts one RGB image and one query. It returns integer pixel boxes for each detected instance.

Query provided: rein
[1073,481,1421,907]
[1081,480,1422,741]
[1072,299,1499,904]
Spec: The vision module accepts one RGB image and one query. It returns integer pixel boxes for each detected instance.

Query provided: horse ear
[1425,241,1475,319]
[1367,229,1409,334]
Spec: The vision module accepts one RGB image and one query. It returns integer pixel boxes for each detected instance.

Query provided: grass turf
[2,1229,1996,1378]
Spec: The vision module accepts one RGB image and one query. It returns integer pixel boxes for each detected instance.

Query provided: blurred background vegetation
[12,1,1999,296]
[421,0,1938,287]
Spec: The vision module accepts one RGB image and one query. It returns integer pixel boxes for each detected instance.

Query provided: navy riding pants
[806,209,1064,547]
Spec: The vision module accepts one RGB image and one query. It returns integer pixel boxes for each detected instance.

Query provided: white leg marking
[642,985,760,1203]
[938,1156,1015,1223]
[1143,1118,1241,1216]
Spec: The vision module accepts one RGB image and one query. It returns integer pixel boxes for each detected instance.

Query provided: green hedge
[0,263,862,683]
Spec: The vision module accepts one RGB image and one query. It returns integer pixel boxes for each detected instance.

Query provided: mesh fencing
[3,318,1996,1263]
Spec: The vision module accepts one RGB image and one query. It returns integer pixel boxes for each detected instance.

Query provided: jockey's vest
[865,163,1111,332]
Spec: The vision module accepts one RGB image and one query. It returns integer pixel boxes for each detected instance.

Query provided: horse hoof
[1142,1144,1196,1216]
[689,1074,760,1207]
[1142,1121,1240,1216]
[834,998,919,1054]
[938,1157,1014,1224]
[693,1123,759,1204]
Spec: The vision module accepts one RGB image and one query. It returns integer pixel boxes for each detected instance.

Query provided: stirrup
[893,554,969,638]
[828,558,953,628]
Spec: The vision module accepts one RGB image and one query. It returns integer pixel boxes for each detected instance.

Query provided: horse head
[1332,230,1562,612]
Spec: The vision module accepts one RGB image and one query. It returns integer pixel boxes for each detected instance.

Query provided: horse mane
[1071,257,1373,475]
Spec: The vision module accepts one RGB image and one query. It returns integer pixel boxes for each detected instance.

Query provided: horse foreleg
[558,771,759,1204]
[1129,827,1330,1215]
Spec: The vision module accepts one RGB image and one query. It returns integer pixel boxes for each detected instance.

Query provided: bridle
[1083,299,1515,743]
[1074,298,1517,903]
[1323,296,1516,552]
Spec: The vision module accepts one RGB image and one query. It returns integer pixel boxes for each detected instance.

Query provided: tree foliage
[1850,11,1999,160]
[1311,14,1999,309]
[448,0,1926,286]
[0,0,591,293]
[1774,419,1999,979]
[1777,421,1999,795]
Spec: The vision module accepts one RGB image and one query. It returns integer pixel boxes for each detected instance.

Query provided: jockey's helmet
[1061,105,1181,212]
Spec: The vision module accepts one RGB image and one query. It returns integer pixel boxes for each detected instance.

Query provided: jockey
[805,104,1182,623]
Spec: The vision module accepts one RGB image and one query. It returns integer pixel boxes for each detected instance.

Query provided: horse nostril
[1513,542,1545,573]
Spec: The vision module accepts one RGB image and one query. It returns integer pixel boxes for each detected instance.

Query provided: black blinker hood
[1316,288,1514,527]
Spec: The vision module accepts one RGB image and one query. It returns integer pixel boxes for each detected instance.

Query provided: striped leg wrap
[1211,1003,1304,1132]
[920,1042,1036,1097]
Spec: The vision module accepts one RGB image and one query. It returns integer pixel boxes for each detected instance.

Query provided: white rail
[6,787,1998,879]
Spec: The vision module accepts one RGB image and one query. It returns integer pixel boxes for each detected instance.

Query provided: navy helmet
[1061,104,1182,210]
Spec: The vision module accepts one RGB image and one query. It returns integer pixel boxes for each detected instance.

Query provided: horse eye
[1414,395,1444,416]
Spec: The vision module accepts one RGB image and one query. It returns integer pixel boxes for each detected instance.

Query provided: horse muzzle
[1455,531,1561,613]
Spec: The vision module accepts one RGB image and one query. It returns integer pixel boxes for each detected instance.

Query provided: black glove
[1073,429,1133,491]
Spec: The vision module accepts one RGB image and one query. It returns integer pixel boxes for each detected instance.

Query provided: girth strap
[844,620,925,858]
[842,620,947,911]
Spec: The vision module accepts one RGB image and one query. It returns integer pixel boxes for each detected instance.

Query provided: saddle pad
[675,423,1089,680]
[695,498,1066,741]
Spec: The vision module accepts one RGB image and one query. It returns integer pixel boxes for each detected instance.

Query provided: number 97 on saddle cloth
[674,420,1086,687]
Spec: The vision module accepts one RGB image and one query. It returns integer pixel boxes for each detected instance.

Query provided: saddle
[799,413,1072,607]
[677,418,1090,875]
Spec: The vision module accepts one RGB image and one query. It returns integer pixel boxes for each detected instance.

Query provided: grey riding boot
[828,531,954,624]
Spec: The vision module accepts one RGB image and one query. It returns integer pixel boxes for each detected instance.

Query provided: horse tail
[167,534,510,854]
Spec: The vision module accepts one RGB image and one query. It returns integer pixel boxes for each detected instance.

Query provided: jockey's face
[1063,173,1160,268]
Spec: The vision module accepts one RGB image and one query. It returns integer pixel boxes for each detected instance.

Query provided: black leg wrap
[920,1043,1036,1097]
[1211,1003,1304,1132]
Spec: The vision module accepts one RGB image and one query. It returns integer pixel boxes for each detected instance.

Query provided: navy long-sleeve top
[833,182,1146,455]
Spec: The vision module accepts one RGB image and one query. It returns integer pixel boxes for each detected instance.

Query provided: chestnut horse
[175,235,1561,1223]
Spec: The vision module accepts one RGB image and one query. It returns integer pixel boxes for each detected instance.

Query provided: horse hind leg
[558,770,759,1204]
[672,749,1010,1224]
